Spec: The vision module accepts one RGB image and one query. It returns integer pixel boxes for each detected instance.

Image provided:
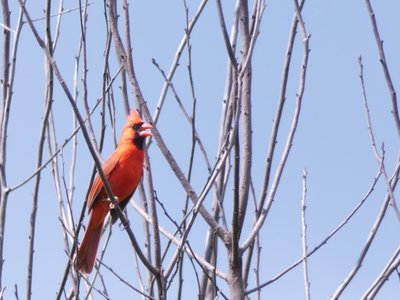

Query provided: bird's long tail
[77,208,107,274]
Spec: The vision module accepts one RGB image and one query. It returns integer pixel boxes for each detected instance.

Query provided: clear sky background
[2,0,400,299]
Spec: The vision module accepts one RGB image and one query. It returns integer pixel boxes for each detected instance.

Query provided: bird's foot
[101,196,119,209]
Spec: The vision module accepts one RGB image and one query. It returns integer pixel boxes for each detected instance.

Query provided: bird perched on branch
[77,109,152,274]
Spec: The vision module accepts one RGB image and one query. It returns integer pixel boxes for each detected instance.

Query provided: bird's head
[120,109,152,149]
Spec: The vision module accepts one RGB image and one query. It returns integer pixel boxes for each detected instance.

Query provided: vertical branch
[0,0,24,290]
[143,152,163,297]
[26,96,53,300]
[26,3,54,298]
[215,0,240,261]
[227,3,250,297]
[256,0,305,219]
[112,0,130,115]
[0,0,11,291]
[254,234,261,300]
[364,0,400,137]
[51,0,64,50]
[79,0,100,157]
[178,0,199,297]
[137,183,152,297]
[101,3,118,145]
[46,5,68,242]
[119,67,130,115]
[47,120,71,251]
[358,57,400,222]
[301,169,311,300]
[243,181,257,290]
[0,0,10,106]
[200,1,240,296]
[243,0,305,283]
[236,0,252,234]
[241,0,310,252]
[230,102,242,290]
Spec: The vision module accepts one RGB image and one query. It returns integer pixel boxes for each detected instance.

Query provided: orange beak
[139,123,152,137]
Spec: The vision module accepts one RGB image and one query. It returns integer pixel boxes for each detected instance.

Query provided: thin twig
[97,260,156,300]
[178,0,200,296]
[29,2,93,23]
[26,92,53,300]
[79,0,100,159]
[238,0,265,78]
[51,0,64,50]
[79,275,111,300]
[358,56,400,222]
[301,169,311,300]
[26,3,55,298]
[137,183,152,296]
[215,0,238,68]
[364,0,400,137]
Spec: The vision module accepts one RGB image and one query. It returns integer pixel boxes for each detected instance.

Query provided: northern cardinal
[77,109,152,274]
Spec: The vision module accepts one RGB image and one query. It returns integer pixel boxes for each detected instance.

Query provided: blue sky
[2,0,400,299]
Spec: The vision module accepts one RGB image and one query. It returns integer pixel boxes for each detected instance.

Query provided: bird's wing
[86,155,119,211]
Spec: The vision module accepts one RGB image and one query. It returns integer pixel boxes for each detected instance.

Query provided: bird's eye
[131,124,141,131]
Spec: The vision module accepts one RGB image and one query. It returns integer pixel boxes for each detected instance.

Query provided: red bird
[77,109,152,274]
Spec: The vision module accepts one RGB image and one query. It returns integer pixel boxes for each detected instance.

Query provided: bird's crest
[127,109,143,125]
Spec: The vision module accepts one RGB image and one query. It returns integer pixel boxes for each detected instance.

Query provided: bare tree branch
[358,56,400,222]
[131,201,228,281]
[26,2,55,298]
[364,0,400,137]
[17,0,159,283]
[246,167,383,296]
[0,0,24,289]
[106,0,229,246]
[330,53,400,300]
[97,259,156,300]
[241,0,310,252]
[301,169,311,300]
[362,247,400,299]
[148,0,208,135]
